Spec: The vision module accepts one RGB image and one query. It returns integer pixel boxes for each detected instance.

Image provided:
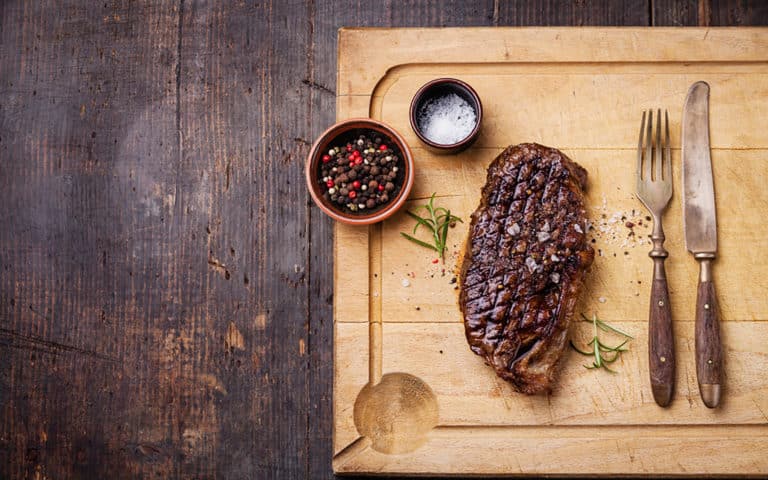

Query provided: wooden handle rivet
[704,303,710,310]
[660,356,666,363]
[708,359,713,364]
[658,300,664,307]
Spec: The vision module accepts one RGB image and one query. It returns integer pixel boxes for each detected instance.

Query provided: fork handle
[648,234,675,407]
[695,256,722,408]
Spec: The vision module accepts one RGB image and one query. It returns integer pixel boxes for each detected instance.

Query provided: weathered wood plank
[0,0,316,478]
[652,0,699,25]
[176,1,313,478]
[497,0,650,25]
[654,0,768,26]
[710,0,768,25]
[0,1,181,478]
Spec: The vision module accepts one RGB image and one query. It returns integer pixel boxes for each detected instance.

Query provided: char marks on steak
[459,143,594,394]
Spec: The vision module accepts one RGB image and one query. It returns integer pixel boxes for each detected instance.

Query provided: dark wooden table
[1,1,766,479]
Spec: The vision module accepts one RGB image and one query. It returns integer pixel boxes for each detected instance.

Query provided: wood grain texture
[653,0,700,25]
[649,277,675,407]
[695,276,723,407]
[654,0,768,26]
[0,1,181,478]
[176,2,314,477]
[2,1,768,479]
[0,0,316,478]
[335,27,768,476]
[709,0,768,25]
[497,0,649,25]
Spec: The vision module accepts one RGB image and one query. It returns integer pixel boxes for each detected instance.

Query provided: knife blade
[682,80,723,408]
[683,82,717,255]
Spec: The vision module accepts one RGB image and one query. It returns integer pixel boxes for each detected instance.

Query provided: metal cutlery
[682,81,723,408]
[636,109,675,407]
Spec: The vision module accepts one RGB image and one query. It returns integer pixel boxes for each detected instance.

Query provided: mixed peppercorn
[318,131,403,214]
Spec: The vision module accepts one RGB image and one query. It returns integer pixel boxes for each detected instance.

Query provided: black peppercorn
[316,130,404,215]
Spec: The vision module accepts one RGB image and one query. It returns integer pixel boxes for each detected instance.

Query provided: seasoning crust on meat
[459,143,594,394]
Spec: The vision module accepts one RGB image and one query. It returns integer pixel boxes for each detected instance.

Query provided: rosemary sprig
[400,193,463,261]
[570,313,633,373]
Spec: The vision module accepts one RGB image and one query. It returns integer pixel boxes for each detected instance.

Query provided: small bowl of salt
[409,78,482,154]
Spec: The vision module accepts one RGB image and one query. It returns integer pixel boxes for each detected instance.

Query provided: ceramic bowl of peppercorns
[305,118,414,225]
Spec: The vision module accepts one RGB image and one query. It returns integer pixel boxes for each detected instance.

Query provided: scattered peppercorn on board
[333,27,768,476]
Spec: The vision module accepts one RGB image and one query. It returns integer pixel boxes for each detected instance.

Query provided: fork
[636,109,675,407]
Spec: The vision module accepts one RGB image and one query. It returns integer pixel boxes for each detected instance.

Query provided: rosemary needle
[400,193,463,261]
[570,313,633,373]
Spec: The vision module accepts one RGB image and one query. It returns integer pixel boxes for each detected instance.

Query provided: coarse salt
[417,93,477,145]
[525,257,538,273]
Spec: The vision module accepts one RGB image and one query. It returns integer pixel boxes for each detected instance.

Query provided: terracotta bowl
[409,78,483,154]
[305,118,414,225]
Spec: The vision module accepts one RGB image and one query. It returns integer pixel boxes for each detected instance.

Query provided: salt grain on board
[588,192,651,251]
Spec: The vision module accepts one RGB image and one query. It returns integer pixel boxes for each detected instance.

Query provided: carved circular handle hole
[353,372,438,454]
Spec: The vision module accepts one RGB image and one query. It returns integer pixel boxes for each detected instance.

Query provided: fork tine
[644,109,653,182]
[637,110,646,180]
[655,109,662,181]
[663,109,671,182]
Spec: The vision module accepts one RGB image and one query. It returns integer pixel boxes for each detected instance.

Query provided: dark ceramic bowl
[305,118,414,226]
[409,78,483,154]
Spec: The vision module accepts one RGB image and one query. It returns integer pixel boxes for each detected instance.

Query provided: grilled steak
[459,143,594,394]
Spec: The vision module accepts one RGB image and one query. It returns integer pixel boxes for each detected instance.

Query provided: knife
[682,81,723,408]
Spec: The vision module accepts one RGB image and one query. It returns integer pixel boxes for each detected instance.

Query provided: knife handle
[648,241,675,407]
[695,256,723,408]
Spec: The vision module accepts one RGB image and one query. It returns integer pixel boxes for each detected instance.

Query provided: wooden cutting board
[332,27,768,476]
